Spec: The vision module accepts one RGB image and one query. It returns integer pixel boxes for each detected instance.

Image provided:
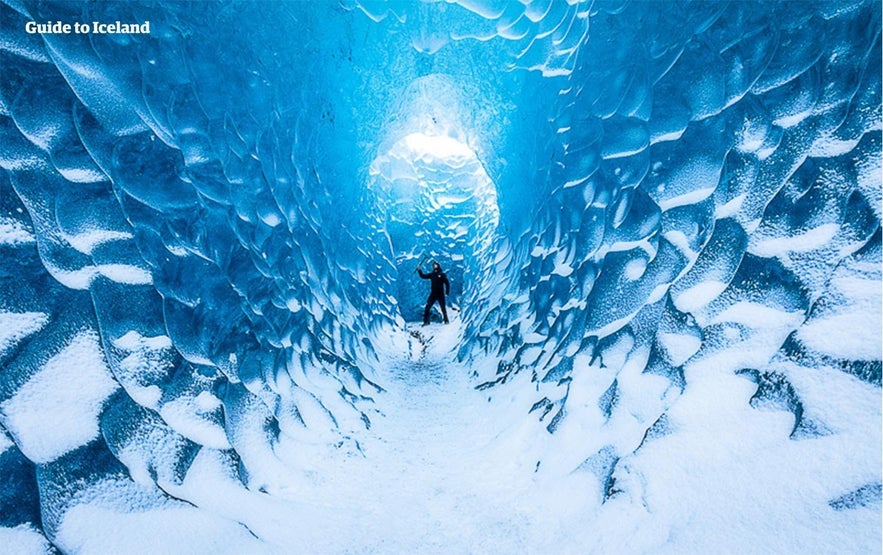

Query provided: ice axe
[414,254,428,272]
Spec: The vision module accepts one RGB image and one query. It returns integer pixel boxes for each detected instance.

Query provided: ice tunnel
[371,129,501,322]
[1,0,881,553]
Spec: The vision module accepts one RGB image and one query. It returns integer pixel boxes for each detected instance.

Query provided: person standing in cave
[416,260,450,325]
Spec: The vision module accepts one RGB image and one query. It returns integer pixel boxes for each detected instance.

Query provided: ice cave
[0,0,881,553]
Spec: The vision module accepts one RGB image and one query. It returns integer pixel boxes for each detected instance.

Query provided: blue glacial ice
[0,0,881,552]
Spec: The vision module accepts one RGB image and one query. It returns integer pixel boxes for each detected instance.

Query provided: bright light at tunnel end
[402,132,476,161]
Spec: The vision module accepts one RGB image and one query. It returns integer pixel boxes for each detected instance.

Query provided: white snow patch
[44,264,97,290]
[563,176,589,188]
[57,166,107,183]
[774,108,812,129]
[98,264,152,285]
[658,185,716,211]
[664,230,696,258]
[651,129,686,143]
[672,280,727,313]
[45,262,152,289]
[55,504,265,554]
[0,431,12,454]
[111,331,174,409]
[715,194,746,219]
[0,330,119,463]
[646,282,671,305]
[113,330,172,351]
[0,524,52,555]
[166,448,314,551]
[798,313,882,360]
[551,260,574,277]
[65,229,132,255]
[608,357,882,554]
[658,332,702,366]
[523,332,547,344]
[0,217,35,245]
[797,275,882,360]
[607,238,656,256]
[809,135,862,158]
[750,224,839,258]
[159,397,231,450]
[0,311,48,357]
[624,258,647,281]
[195,391,222,412]
[711,301,804,329]
[131,384,162,409]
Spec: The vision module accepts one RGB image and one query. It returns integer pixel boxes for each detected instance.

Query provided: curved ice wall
[0,0,880,551]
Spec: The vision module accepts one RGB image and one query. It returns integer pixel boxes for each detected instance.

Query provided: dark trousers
[423,293,449,324]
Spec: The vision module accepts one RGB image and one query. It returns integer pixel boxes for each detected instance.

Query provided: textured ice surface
[0,0,881,552]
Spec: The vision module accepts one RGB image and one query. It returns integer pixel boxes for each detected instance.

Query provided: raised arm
[417,268,429,279]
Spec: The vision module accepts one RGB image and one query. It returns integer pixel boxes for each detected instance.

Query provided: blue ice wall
[2,2,411,542]
[0,0,880,549]
[455,0,882,426]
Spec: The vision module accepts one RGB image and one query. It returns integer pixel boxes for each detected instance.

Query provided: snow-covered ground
[155,314,880,554]
[270,316,568,553]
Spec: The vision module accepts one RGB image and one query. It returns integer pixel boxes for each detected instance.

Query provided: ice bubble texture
[0,0,880,552]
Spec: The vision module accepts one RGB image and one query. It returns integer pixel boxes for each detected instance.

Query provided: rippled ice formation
[1,0,881,553]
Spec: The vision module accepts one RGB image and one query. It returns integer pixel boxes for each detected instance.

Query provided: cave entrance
[370,132,500,324]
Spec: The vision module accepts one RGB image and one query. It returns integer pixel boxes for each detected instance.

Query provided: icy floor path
[274,316,560,554]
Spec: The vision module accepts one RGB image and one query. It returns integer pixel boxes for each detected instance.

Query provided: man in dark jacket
[417,260,450,325]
